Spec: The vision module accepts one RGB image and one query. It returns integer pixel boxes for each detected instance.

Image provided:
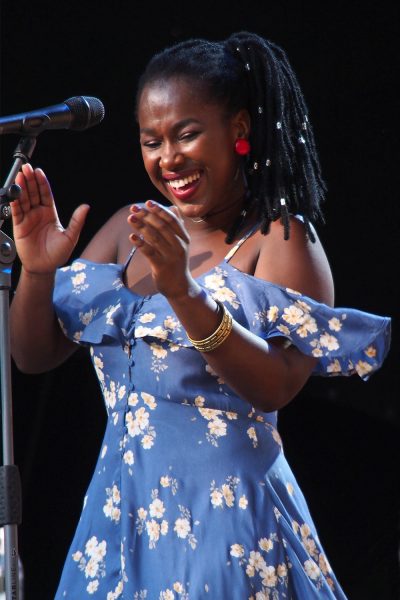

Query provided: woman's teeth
[168,172,201,189]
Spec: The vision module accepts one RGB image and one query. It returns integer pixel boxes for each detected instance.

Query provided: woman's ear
[232,108,251,140]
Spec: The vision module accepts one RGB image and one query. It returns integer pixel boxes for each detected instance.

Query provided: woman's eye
[180,131,199,141]
[142,140,161,149]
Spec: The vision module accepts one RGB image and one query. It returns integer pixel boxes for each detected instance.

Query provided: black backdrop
[1,1,399,599]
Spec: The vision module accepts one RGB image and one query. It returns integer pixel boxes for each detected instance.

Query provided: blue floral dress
[52,228,390,600]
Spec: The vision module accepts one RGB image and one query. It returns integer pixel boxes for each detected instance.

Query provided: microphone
[0,96,105,136]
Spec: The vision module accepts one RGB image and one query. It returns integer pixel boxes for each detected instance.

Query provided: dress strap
[123,245,137,271]
[223,223,259,263]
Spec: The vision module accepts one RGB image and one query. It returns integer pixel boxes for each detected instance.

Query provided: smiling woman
[9,31,390,599]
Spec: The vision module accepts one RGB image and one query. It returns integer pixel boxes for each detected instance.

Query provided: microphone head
[64,96,105,131]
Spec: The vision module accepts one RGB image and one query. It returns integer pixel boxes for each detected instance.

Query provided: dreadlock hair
[136,31,326,243]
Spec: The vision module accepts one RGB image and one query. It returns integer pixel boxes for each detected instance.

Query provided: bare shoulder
[254,216,335,306]
[80,204,132,263]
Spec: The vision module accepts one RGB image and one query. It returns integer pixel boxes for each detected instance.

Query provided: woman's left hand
[128,200,194,299]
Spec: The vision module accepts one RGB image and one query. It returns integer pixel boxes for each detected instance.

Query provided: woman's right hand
[10,163,90,274]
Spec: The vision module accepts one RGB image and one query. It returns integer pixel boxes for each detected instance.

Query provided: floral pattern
[52,239,390,599]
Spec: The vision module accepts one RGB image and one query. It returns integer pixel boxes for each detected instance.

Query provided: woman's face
[137,77,249,222]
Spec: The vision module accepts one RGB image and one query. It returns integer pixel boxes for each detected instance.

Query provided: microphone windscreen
[64,96,105,131]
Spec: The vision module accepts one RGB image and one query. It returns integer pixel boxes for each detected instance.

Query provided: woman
[10,32,390,599]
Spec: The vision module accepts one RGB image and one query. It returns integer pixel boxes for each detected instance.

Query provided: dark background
[1,1,399,599]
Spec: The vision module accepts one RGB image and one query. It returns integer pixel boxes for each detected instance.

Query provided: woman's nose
[159,143,184,169]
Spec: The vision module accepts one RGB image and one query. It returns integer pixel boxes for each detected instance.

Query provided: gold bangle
[187,300,233,352]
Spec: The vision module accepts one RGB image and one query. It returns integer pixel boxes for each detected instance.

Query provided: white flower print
[142,434,155,449]
[87,580,99,594]
[208,418,227,438]
[105,302,121,325]
[355,360,373,377]
[304,559,321,580]
[296,314,318,338]
[125,405,156,449]
[328,317,342,332]
[103,485,121,523]
[194,395,205,407]
[295,300,311,313]
[259,538,273,552]
[230,543,245,558]
[365,345,377,358]
[261,565,277,587]
[160,520,169,535]
[146,519,161,546]
[72,536,107,585]
[249,551,267,572]
[137,508,147,521]
[70,261,86,272]
[239,495,248,509]
[107,580,123,599]
[174,517,190,538]
[149,498,166,519]
[326,359,342,374]
[319,332,339,351]
[139,312,156,323]
[71,270,88,294]
[282,305,304,325]
[141,392,157,410]
[210,489,224,508]
[230,532,290,596]
[247,426,258,448]
[128,392,139,406]
[211,286,239,309]
[150,342,168,358]
[175,505,198,549]
[164,315,180,331]
[123,450,134,466]
[79,308,98,325]
[267,305,279,323]
[210,476,240,509]
[204,272,225,290]
[276,324,291,337]
[198,407,222,420]
[286,482,294,496]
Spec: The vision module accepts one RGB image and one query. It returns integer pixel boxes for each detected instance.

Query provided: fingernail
[146,200,155,208]
[131,204,140,213]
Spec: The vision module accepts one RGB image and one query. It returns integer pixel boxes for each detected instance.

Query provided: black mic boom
[0,96,105,135]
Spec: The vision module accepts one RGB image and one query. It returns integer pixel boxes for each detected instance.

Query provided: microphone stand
[0,136,36,600]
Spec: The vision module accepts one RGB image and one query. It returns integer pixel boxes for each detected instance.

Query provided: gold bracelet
[187,300,233,352]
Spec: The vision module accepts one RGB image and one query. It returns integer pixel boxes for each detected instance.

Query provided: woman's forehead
[138,78,222,122]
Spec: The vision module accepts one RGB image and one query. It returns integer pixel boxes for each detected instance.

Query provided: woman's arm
[9,165,125,373]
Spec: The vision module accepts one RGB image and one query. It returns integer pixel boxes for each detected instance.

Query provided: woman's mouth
[164,170,202,200]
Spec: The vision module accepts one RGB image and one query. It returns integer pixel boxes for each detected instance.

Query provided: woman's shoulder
[79,203,135,264]
[254,215,335,305]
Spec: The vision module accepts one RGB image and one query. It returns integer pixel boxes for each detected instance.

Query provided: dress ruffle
[54,259,391,381]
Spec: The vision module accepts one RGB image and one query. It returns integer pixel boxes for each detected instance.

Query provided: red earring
[235,138,251,156]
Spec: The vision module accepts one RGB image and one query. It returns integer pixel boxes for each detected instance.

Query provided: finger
[14,169,31,215]
[131,201,190,245]
[128,216,171,254]
[34,168,55,207]
[64,204,90,246]
[21,163,41,207]
[9,198,24,226]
